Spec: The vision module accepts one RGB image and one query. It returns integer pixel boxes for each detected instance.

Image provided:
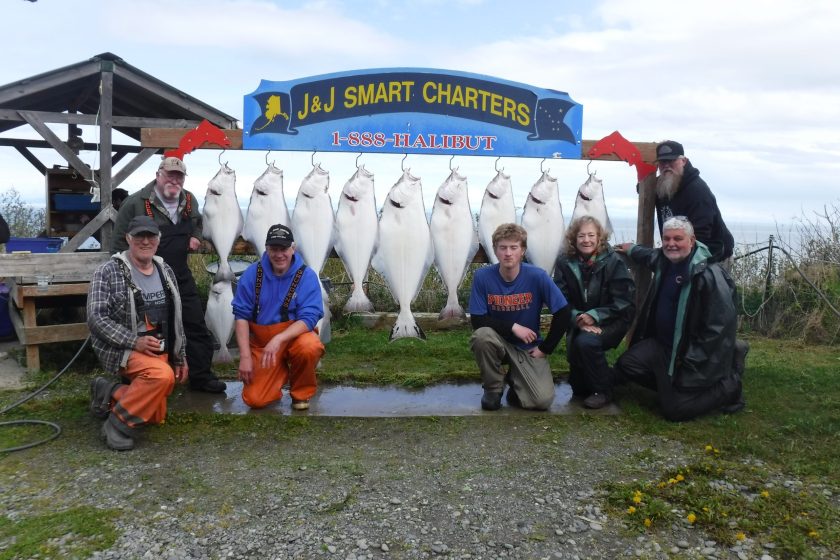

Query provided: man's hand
[174,362,189,384]
[581,324,603,335]
[576,313,596,327]
[238,354,254,385]
[615,242,633,254]
[134,335,161,356]
[528,347,547,359]
[512,323,538,345]
[188,236,201,251]
[260,334,288,369]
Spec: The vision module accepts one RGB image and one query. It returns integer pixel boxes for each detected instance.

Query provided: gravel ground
[5,413,830,560]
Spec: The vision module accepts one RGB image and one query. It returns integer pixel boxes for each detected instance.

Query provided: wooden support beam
[13,145,47,175]
[142,127,243,149]
[0,252,110,279]
[112,148,158,189]
[0,109,204,129]
[61,207,116,253]
[18,110,93,181]
[0,137,148,154]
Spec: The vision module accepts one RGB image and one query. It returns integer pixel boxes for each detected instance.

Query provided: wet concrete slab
[170,382,622,417]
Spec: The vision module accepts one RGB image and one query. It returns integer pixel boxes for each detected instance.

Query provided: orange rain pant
[108,351,175,437]
[242,321,324,409]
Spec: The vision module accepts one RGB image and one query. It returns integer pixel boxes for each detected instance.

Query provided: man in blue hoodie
[232,224,324,410]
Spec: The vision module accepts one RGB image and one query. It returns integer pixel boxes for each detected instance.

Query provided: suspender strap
[252,263,307,323]
[144,199,153,218]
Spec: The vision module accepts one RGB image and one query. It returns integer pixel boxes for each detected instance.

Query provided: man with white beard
[653,141,734,263]
[615,217,747,421]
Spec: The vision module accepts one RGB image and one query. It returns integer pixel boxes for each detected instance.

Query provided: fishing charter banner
[243,69,583,158]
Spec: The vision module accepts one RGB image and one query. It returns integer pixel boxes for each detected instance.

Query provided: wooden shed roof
[0,52,238,139]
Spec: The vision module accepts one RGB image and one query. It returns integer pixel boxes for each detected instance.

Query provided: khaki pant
[470,327,555,410]
[242,320,325,409]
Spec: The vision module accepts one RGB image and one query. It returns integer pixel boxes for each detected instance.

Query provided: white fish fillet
[202,163,242,282]
[372,169,433,341]
[292,163,334,343]
[571,173,613,238]
[430,169,478,320]
[334,166,378,313]
[477,170,516,264]
[521,171,564,276]
[204,279,235,363]
[243,163,290,256]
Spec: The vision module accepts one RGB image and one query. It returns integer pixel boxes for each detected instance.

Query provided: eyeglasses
[159,170,185,182]
[656,158,684,168]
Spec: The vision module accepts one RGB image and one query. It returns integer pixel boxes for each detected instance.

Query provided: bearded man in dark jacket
[654,140,734,263]
[615,217,747,421]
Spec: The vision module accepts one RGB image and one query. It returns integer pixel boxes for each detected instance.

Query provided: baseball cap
[655,140,684,162]
[127,215,160,236]
[159,156,187,174]
[265,224,294,247]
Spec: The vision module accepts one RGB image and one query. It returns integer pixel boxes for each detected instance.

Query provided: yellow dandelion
[687,513,697,524]
[736,532,746,541]
[809,530,819,538]
[668,478,677,485]
[705,444,713,452]
[702,507,710,513]
[675,474,685,482]
[658,482,667,488]
[760,490,770,498]
[627,506,636,514]
[633,495,642,504]
[713,448,720,454]
[644,518,652,528]
[634,489,642,497]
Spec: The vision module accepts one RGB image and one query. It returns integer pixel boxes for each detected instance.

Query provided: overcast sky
[2,0,838,238]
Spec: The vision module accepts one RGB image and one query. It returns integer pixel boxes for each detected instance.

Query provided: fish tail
[438,301,466,321]
[344,288,374,313]
[389,313,426,342]
[213,345,233,364]
[213,261,235,282]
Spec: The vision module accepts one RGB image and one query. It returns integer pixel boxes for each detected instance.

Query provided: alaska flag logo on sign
[243,69,583,159]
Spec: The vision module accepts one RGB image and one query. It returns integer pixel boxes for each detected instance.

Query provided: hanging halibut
[291,163,334,343]
[430,169,478,320]
[243,163,290,256]
[372,169,433,341]
[521,171,564,276]
[571,173,612,237]
[202,163,242,282]
[334,165,378,313]
[204,279,235,363]
[477,170,516,264]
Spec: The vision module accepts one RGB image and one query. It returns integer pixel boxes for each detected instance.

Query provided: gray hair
[662,216,695,236]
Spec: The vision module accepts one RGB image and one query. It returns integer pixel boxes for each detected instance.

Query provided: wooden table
[1,252,109,372]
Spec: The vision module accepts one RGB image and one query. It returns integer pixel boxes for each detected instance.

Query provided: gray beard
[656,171,681,199]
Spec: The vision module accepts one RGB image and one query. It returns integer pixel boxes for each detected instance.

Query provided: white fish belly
[293,196,334,273]
[335,203,378,285]
[244,194,290,255]
[431,205,475,294]
[378,210,431,307]
[521,205,564,275]
[478,200,516,264]
[205,281,235,362]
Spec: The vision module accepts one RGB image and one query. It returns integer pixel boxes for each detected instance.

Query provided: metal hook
[586,159,593,175]
[356,152,362,169]
[401,153,408,172]
[265,149,274,167]
[449,155,455,171]
[540,158,547,173]
[218,149,227,167]
[495,156,503,172]
[311,150,318,167]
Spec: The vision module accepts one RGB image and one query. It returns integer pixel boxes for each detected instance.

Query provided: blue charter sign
[243,69,583,159]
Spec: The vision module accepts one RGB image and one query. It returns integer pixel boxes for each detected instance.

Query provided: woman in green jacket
[554,216,635,409]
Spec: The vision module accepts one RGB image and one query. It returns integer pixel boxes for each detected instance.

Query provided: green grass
[0,506,118,559]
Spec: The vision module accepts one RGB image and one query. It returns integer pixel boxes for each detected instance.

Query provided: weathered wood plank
[0,252,110,278]
[19,322,89,345]
[18,110,94,181]
[142,128,243,149]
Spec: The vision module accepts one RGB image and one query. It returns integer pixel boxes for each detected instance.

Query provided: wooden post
[99,62,115,252]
